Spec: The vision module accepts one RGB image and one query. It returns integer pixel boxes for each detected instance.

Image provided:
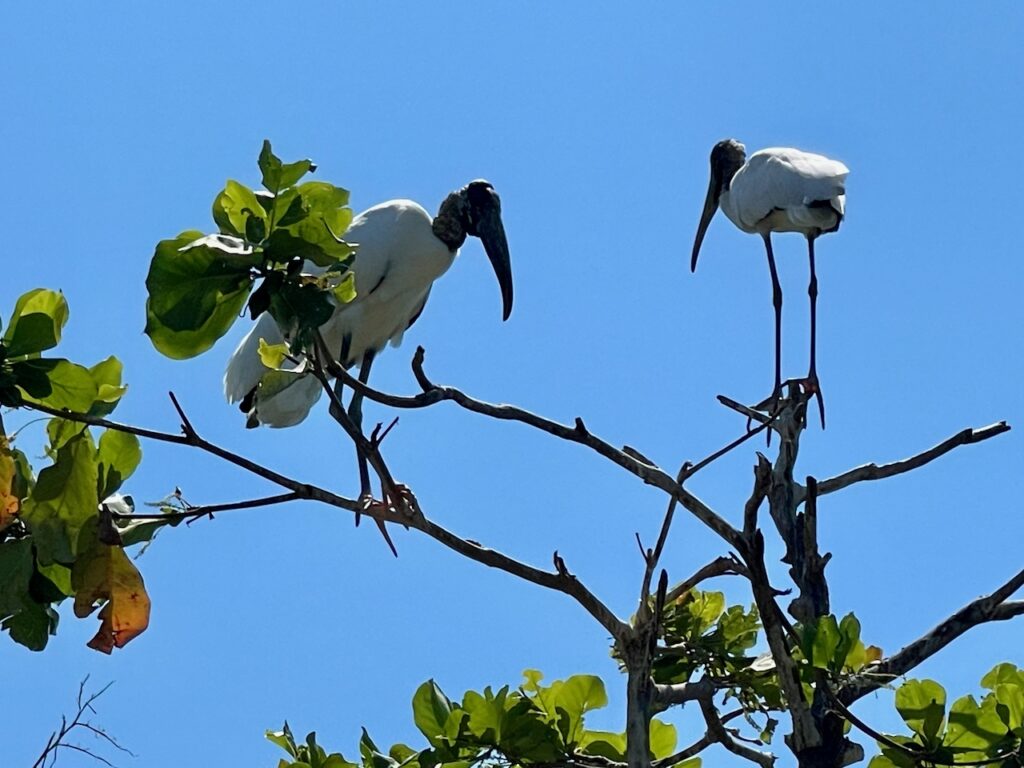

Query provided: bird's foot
[801,374,826,429]
[356,492,400,557]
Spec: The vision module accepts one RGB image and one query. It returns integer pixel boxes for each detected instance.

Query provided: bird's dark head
[691,139,747,272]
[710,139,746,189]
[434,179,513,321]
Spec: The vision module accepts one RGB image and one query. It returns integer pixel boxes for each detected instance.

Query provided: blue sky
[3,3,1022,766]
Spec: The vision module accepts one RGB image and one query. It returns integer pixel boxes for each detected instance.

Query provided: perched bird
[224,179,512,427]
[690,140,848,426]
[224,180,513,553]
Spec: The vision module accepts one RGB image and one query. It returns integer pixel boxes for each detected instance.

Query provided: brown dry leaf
[0,437,21,531]
[73,536,151,654]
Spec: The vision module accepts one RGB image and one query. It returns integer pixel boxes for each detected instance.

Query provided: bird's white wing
[731,148,849,229]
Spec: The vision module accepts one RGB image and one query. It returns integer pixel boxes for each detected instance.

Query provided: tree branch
[113,492,302,522]
[414,518,630,643]
[664,556,748,604]
[651,709,745,768]
[698,695,776,767]
[839,566,1024,704]
[815,422,1010,498]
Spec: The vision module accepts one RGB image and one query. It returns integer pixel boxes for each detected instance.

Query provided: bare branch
[840,566,1024,704]
[664,556,748,604]
[816,422,1010,498]
[32,679,132,768]
[325,347,746,551]
[415,518,630,643]
[698,695,775,767]
[114,492,302,522]
[652,709,745,768]
[653,676,715,709]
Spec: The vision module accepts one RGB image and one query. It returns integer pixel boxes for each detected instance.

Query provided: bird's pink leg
[805,237,826,429]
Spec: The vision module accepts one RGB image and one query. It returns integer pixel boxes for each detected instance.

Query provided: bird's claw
[801,375,827,430]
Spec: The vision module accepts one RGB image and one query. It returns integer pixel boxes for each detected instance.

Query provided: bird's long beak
[477,203,514,321]
[691,176,720,273]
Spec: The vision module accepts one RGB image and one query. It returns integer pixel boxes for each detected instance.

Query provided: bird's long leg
[348,350,398,557]
[763,233,783,410]
[806,236,826,429]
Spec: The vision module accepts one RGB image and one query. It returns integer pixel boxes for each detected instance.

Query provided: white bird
[690,140,848,426]
[224,180,512,554]
[224,179,512,429]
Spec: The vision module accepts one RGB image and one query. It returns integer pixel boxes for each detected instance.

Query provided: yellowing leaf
[332,271,357,304]
[72,519,151,653]
[258,338,289,369]
[0,438,20,530]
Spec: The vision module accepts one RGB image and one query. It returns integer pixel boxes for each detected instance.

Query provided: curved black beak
[468,183,513,320]
[691,175,720,273]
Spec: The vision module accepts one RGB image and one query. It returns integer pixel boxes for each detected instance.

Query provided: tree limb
[815,422,1010,498]
[839,566,1024,704]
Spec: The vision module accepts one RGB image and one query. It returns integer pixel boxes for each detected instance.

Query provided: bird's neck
[432,192,469,252]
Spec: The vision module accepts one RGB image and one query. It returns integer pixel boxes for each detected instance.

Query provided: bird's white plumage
[720,147,849,235]
[224,199,457,427]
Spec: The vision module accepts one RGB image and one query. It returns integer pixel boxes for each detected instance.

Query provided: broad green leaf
[267,724,299,757]
[213,180,268,238]
[72,517,151,653]
[811,614,841,670]
[982,664,1024,691]
[88,356,128,417]
[3,289,69,357]
[38,562,73,598]
[268,280,335,344]
[579,730,626,760]
[1,600,58,651]
[649,719,677,759]
[413,681,454,745]
[945,694,1007,752]
[145,230,254,359]
[332,271,357,304]
[0,539,33,617]
[994,684,1024,733]
[546,675,607,745]
[96,430,141,499]
[895,679,946,746]
[47,416,87,452]
[21,431,99,565]
[15,358,98,412]
[258,339,289,369]
[282,182,354,262]
[259,140,316,193]
[264,229,336,268]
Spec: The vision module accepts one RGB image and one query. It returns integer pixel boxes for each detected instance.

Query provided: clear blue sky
[3,3,1022,766]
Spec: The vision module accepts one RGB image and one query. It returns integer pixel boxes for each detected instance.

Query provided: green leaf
[0,539,34,617]
[982,664,1024,691]
[258,338,289,370]
[213,180,268,238]
[267,724,298,757]
[264,230,336,268]
[96,430,141,499]
[259,140,316,192]
[268,279,335,346]
[88,356,128,417]
[945,694,1008,752]
[811,614,841,670]
[282,182,354,262]
[332,271,357,304]
[649,719,677,759]
[895,679,947,746]
[994,684,1024,733]
[2,600,58,651]
[413,681,454,746]
[145,230,255,359]
[579,730,626,761]
[21,431,99,565]
[3,289,69,357]
[15,359,98,412]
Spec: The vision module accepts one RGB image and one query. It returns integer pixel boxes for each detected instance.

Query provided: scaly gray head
[433,180,513,321]
[690,139,747,272]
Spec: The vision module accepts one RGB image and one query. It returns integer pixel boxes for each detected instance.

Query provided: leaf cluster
[145,140,357,360]
[0,290,154,653]
[269,672,692,768]
[870,665,1024,768]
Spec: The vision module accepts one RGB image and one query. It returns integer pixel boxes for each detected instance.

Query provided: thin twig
[651,709,745,768]
[114,492,302,522]
[664,556,748,604]
[816,422,1010,498]
[32,679,132,768]
[698,695,775,767]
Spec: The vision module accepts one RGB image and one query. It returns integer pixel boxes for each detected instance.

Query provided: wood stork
[223,180,512,551]
[690,140,848,427]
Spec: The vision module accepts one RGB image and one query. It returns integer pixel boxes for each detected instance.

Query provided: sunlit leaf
[258,338,290,370]
[413,680,454,746]
[213,180,268,238]
[96,430,141,500]
[259,140,316,193]
[21,431,99,565]
[945,694,1007,752]
[15,358,98,412]
[145,230,254,359]
[895,679,946,746]
[649,719,677,759]
[88,356,128,417]
[3,288,69,357]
